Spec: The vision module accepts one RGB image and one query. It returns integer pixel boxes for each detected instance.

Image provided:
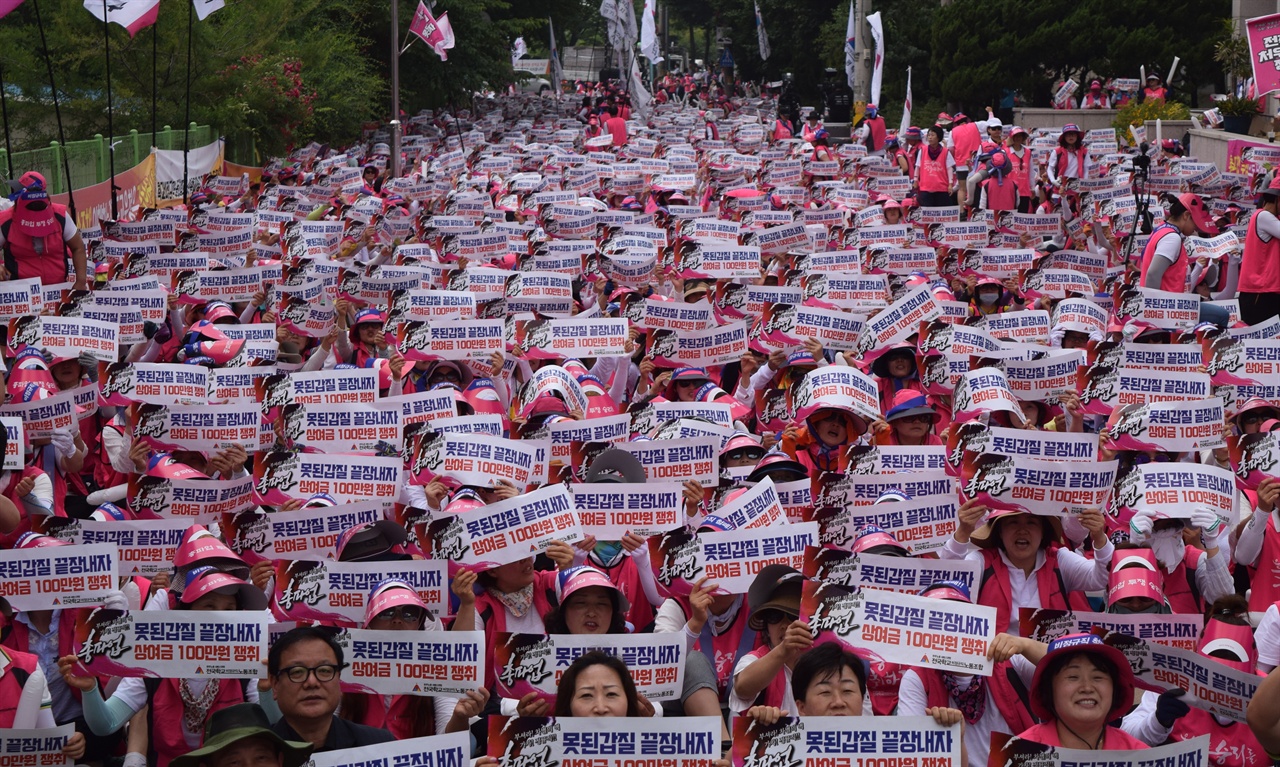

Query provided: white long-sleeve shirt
[1119,690,1175,746]
[938,537,1114,635]
[0,652,55,730]
[898,657,1036,767]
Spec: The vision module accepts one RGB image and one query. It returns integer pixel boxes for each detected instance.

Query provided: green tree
[0,0,384,159]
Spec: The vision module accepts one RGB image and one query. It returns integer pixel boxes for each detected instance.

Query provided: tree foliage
[0,0,1239,156]
[931,0,1229,113]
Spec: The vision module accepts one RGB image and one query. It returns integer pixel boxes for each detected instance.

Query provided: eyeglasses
[760,611,791,625]
[277,663,344,684]
[1242,414,1265,425]
[373,606,424,624]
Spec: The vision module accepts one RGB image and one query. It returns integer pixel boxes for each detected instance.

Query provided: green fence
[0,124,220,194]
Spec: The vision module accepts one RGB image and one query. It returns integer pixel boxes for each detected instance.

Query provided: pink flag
[83,0,159,37]
[408,1,454,60]
[0,0,25,19]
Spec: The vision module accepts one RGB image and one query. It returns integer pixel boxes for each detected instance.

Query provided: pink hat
[1175,193,1220,236]
[851,525,908,555]
[146,454,209,481]
[363,579,429,628]
[556,565,628,612]
[179,566,267,610]
[174,525,245,570]
[15,531,70,549]
[882,198,902,211]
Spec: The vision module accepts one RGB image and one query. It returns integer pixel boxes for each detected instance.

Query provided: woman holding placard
[994,632,1147,750]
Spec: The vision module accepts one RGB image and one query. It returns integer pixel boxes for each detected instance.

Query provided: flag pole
[32,0,75,217]
[102,0,118,219]
[152,22,158,142]
[391,0,402,178]
[0,62,14,180]
[182,0,194,205]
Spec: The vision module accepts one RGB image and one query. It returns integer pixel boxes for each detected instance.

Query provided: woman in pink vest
[1005,126,1034,212]
[1140,193,1219,293]
[515,566,722,720]
[1233,477,1280,620]
[470,535,575,696]
[1238,176,1280,325]
[914,126,956,208]
[1046,124,1088,188]
[340,581,486,739]
[62,568,267,767]
[1127,507,1234,615]
[900,582,1041,767]
[1011,633,1147,750]
[940,502,1110,634]
[1122,597,1267,767]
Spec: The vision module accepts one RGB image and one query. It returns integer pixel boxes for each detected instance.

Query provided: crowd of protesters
[2,73,1280,767]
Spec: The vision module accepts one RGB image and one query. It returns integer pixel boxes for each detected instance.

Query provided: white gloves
[1129,508,1156,542]
[1190,506,1225,539]
[101,588,130,612]
[49,427,76,462]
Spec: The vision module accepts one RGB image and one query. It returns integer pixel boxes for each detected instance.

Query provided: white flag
[866,11,884,106]
[193,0,224,21]
[629,57,652,120]
[512,36,528,64]
[754,1,771,62]
[900,66,913,136]
[549,18,565,97]
[640,0,661,63]
[844,0,857,91]
[83,0,158,36]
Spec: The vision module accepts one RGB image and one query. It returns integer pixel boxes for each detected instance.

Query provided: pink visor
[174,526,244,569]
[1107,567,1164,605]
[363,580,429,628]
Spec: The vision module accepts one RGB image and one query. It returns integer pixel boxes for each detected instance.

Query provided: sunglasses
[372,606,424,624]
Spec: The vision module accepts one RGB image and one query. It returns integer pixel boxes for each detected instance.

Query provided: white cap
[986,116,1003,129]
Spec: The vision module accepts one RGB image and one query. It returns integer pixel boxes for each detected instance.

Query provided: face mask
[592,541,625,566]
[1151,529,1185,572]
[979,293,999,306]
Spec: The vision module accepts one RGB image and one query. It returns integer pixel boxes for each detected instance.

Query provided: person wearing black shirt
[267,627,395,752]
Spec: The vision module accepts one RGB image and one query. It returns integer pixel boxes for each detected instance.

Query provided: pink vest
[917,662,1035,734]
[600,556,655,630]
[1054,145,1089,180]
[1082,92,1108,109]
[865,117,886,151]
[0,204,71,285]
[951,123,981,169]
[1140,225,1189,295]
[978,547,1091,634]
[1017,722,1148,750]
[475,570,558,692]
[1170,707,1267,767]
[1249,519,1280,614]
[1007,147,1033,197]
[918,149,950,193]
[738,646,790,708]
[1164,548,1205,615]
[1240,210,1280,293]
[150,678,247,767]
[0,648,38,728]
[984,174,1019,212]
